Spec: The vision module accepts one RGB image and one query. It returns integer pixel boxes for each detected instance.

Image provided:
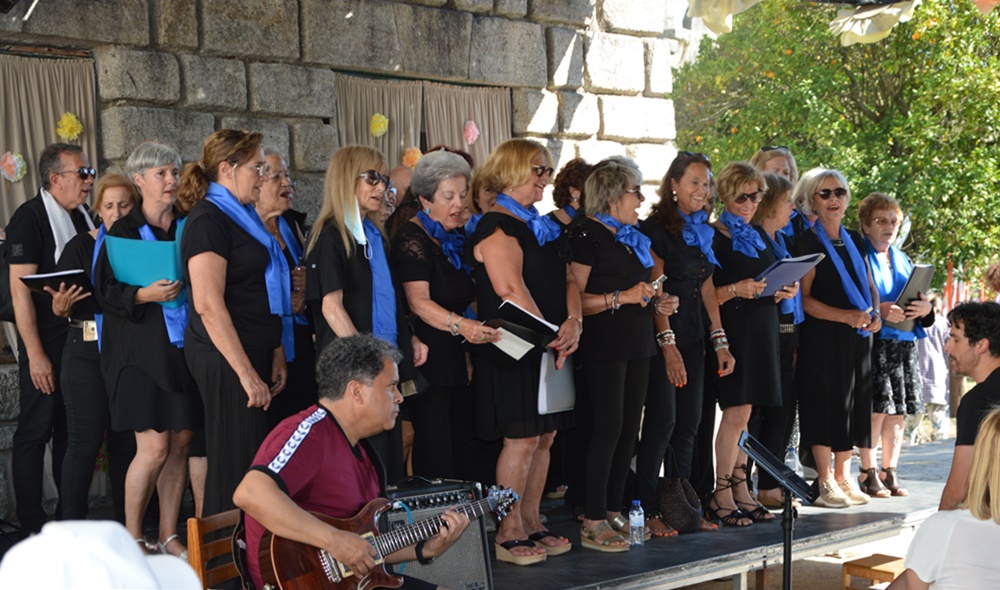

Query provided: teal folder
[105,235,186,310]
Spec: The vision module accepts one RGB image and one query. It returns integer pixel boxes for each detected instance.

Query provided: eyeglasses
[386,186,398,199]
[872,216,901,227]
[759,145,789,152]
[677,151,712,166]
[239,162,271,177]
[55,167,96,181]
[815,187,848,200]
[733,191,763,204]
[265,171,298,189]
[531,165,554,178]
[624,186,642,197]
[358,170,390,186]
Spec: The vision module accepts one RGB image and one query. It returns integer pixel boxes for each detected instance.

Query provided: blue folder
[105,235,186,309]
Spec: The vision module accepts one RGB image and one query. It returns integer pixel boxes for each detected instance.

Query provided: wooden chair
[187,509,241,590]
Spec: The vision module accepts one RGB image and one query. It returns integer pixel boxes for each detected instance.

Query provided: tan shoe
[815,479,852,508]
[837,478,870,505]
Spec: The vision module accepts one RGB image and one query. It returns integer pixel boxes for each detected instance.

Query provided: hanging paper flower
[0,151,27,183]
[56,112,84,141]
[464,120,480,145]
[369,113,389,138]
[402,147,423,169]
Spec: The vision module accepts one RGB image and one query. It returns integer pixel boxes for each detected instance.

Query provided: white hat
[0,520,201,589]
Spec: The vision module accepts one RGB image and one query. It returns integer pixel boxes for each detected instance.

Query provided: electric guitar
[250,486,518,590]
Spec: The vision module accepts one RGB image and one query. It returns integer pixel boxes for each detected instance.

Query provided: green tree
[672,0,1000,286]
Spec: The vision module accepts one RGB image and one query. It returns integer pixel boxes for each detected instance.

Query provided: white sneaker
[837,478,870,505]
[815,479,852,508]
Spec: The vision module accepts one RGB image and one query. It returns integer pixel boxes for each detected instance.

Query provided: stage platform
[491,440,953,590]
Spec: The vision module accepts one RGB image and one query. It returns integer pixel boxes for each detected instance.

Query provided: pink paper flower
[402,147,423,169]
[1,151,27,183]
[464,120,480,145]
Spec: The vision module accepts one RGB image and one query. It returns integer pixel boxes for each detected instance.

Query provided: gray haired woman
[390,150,499,479]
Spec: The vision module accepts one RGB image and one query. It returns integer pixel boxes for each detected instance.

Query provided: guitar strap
[232,510,255,590]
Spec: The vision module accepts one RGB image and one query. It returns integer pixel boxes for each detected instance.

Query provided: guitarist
[233,334,470,590]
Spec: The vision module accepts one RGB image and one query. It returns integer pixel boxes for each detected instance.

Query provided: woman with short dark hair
[548,158,590,229]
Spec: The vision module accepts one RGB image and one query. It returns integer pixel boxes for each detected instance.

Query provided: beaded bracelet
[655,329,677,348]
[612,290,621,314]
[713,340,730,352]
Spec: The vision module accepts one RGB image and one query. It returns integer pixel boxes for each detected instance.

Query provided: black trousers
[582,357,650,520]
[670,340,706,481]
[13,331,67,534]
[749,331,797,490]
[634,351,675,513]
[407,383,466,480]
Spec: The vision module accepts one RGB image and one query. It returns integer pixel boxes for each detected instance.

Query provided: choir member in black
[793,167,882,509]
[548,158,590,230]
[570,161,660,550]
[467,138,581,564]
[749,173,804,508]
[180,130,290,516]
[253,148,316,429]
[304,145,426,484]
[94,141,201,556]
[708,163,795,526]
[390,150,500,479]
[749,145,799,185]
[50,173,137,523]
[463,168,496,235]
[636,152,734,534]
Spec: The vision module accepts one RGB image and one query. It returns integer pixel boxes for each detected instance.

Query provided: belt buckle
[83,321,97,342]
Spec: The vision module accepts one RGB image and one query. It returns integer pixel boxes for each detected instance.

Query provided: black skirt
[110,365,202,433]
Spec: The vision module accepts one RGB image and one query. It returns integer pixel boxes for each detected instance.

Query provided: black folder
[19,269,93,296]
[885,264,935,332]
[479,300,559,370]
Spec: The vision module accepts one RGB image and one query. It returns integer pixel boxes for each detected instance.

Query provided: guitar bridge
[320,531,384,583]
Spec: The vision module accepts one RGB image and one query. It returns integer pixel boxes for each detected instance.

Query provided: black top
[570,217,655,362]
[712,225,780,314]
[55,231,100,321]
[639,218,714,345]
[390,220,475,387]
[956,367,1000,446]
[181,199,282,353]
[793,227,868,312]
[94,206,193,396]
[6,193,93,338]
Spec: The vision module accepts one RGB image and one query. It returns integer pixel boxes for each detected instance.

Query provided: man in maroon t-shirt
[234,335,469,590]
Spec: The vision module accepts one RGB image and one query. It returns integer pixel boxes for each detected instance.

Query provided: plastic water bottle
[785,446,803,478]
[628,500,644,547]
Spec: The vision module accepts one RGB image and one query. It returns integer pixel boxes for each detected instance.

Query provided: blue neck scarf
[764,230,805,324]
[276,216,309,327]
[138,218,189,348]
[92,226,107,351]
[417,210,467,271]
[561,205,577,220]
[678,209,719,267]
[814,222,873,336]
[495,194,561,246]
[206,183,294,360]
[719,210,766,259]
[362,218,398,346]
[593,213,653,268]
[464,213,482,236]
[866,240,926,341]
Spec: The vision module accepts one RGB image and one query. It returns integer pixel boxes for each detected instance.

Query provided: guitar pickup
[327,531,385,581]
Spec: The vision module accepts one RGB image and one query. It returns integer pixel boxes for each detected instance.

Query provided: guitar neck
[375,497,491,557]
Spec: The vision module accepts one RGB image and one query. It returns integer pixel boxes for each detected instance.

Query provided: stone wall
[0,0,705,521]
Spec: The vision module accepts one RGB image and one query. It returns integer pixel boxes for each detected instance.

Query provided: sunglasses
[358,170,390,186]
[624,186,642,196]
[677,151,712,166]
[815,187,848,200]
[531,165,555,178]
[759,145,789,152]
[55,167,96,181]
[734,191,763,205]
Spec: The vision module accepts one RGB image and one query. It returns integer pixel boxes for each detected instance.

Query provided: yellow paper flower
[56,112,84,141]
[402,147,423,169]
[369,113,388,138]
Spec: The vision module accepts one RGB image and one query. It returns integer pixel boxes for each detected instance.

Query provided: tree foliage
[672,0,1000,284]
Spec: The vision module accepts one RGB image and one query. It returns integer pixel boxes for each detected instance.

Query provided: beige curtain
[422,82,511,169]
[334,74,423,170]
[0,54,98,225]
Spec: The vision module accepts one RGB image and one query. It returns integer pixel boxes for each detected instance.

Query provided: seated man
[939,301,1000,510]
[234,335,470,590]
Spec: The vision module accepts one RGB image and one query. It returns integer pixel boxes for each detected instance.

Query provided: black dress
[711,225,781,409]
[391,221,476,479]
[466,212,570,440]
[794,227,872,451]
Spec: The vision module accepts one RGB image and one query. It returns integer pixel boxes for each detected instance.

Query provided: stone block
[527,0,593,26]
[0,424,12,452]
[494,0,527,18]
[576,138,625,164]
[0,366,18,422]
[291,122,341,173]
[101,106,215,163]
[248,63,336,118]
[302,0,402,73]
[220,116,290,161]
[585,32,645,94]
[0,0,148,45]
[95,47,180,104]
[393,4,472,80]
[202,0,299,59]
[290,173,326,227]
[646,39,674,96]
[512,89,558,135]
[180,55,247,110]
[599,96,675,142]
[454,0,492,13]
[546,27,583,89]
[626,143,673,184]
[551,139,578,174]
[154,0,198,49]
[558,91,599,137]
[601,0,666,35]
[470,17,546,88]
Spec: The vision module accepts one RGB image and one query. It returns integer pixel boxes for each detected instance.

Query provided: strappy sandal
[858,467,891,498]
[881,467,909,496]
[646,513,678,537]
[733,465,774,522]
[580,521,629,553]
[608,513,651,541]
[571,504,586,523]
[706,476,752,527]
[135,537,151,555]
[158,534,188,561]
[527,530,572,556]
[495,539,547,565]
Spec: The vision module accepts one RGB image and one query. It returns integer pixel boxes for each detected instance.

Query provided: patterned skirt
[872,338,924,415]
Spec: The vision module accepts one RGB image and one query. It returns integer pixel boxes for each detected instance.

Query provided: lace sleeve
[391,226,434,283]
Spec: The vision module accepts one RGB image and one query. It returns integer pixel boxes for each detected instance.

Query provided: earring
[424,208,430,214]
[672,192,678,202]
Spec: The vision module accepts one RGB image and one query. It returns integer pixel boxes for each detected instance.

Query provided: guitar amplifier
[383,479,494,590]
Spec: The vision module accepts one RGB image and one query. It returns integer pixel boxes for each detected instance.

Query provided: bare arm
[400,281,498,344]
[939,444,974,510]
[10,262,53,393]
[886,568,931,590]
[570,262,652,316]
[188,251,271,409]
[702,275,735,376]
[800,268,872,328]
[474,229,542,317]
[320,290,359,338]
